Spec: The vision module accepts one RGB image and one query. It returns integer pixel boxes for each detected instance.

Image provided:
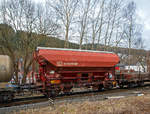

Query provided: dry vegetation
[14,94,150,114]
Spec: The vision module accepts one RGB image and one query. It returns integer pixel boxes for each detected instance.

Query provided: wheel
[45,90,56,98]
[92,86,99,91]
[119,84,124,89]
[127,82,134,88]
[0,91,14,103]
[137,81,144,87]
[98,84,104,91]
[63,87,72,94]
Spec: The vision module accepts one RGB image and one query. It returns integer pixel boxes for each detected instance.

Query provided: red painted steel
[37,48,119,68]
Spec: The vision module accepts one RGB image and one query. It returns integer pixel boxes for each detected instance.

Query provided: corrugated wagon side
[34,47,120,97]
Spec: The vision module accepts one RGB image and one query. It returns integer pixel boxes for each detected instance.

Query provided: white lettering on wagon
[64,62,78,66]
[56,61,78,66]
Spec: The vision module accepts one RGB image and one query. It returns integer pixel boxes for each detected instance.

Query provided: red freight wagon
[34,47,119,97]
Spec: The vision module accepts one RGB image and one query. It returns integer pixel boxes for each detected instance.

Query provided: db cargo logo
[57,61,78,66]
[57,61,63,66]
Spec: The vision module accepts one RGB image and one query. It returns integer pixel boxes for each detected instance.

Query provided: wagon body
[34,47,120,96]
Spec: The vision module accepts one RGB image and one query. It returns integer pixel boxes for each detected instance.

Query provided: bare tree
[90,0,105,50]
[96,0,105,50]
[102,0,123,50]
[107,0,123,46]
[123,1,137,68]
[76,0,126,50]
[78,0,91,49]
[77,0,98,49]
[36,3,60,36]
[0,0,59,83]
[0,0,37,83]
[133,27,145,71]
[50,0,79,48]
[103,0,113,50]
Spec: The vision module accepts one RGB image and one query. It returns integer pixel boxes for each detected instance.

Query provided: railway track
[0,85,150,114]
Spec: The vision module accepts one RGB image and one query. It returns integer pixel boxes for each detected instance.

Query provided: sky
[132,0,150,49]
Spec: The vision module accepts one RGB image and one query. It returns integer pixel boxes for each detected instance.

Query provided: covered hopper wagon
[34,47,120,97]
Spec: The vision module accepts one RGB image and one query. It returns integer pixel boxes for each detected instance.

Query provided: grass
[14,94,150,114]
